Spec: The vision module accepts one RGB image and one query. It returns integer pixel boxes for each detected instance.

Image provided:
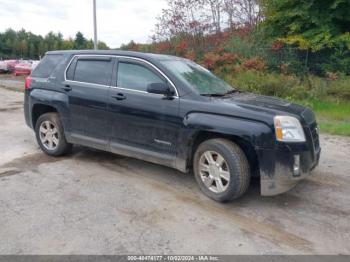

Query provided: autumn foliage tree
[153,0,262,40]
[152,0,262,56]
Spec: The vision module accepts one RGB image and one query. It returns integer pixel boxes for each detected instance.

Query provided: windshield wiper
[201,93,226,97]
[201,89,238,97]
[223,89,238,95]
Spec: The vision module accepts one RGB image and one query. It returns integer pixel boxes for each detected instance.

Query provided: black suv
[24,50,320,202]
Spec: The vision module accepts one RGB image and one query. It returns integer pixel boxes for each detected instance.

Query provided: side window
[117,62,164,92]
[69,58,113,85]
[31,54,63,78]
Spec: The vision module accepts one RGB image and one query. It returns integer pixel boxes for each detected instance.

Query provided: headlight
[274,116,306,142]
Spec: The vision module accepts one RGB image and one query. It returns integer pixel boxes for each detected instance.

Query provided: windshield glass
[160,59,233,95]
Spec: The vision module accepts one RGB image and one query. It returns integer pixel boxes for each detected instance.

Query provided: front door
[108,57,180,167]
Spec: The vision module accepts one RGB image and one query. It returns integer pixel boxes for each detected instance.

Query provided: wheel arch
[180,112,275,175]
[31,103,58,128]
[188,131,260,177]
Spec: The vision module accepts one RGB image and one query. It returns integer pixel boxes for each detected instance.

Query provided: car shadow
[67,145,304,210]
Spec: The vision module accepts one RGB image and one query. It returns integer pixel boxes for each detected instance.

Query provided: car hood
[217,92,315,125]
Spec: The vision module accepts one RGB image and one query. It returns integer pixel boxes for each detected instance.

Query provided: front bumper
[257,141,321,196]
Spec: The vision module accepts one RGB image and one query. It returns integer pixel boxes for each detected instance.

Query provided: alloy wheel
[39,120,59,150]
[198,150,230,193]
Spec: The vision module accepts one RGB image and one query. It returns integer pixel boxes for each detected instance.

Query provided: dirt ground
[0,86,349,255]
[0,74,24,92]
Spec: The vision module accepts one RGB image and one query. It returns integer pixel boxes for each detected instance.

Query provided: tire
[35,112,72,156]
[193,138,250,202]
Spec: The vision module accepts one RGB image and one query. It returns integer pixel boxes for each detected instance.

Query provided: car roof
[46,50,182,62]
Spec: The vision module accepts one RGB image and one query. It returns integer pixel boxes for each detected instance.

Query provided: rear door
[108,57,180,167]
[64,55,114,150]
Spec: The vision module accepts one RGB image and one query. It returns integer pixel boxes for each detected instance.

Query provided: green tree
[62,38,74,50]
[0,28,108,59]
[98,41,109,49]
[74,31,87,49]
[86,39,94,49]
[261,0,350,74]
[261,0,350,51]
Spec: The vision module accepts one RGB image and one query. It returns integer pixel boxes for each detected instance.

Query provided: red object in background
[14,62,32,76]
[5,60,20,72]
[25,76,32,89]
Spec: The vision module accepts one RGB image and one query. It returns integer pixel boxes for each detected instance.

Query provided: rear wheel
[193,138,250,202]
[35,112,72,156]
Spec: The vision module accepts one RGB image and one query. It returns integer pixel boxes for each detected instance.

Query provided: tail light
[25,76,32,90]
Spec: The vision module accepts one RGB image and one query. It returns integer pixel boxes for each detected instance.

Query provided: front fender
[175,112,275,173]
[183,112,274,148]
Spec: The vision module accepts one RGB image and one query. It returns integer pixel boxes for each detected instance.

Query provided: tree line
[143,0,349,75]
[153,0,261,41]
[0,29,109,60]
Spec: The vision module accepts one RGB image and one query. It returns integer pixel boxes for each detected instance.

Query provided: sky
[0,0,167,48]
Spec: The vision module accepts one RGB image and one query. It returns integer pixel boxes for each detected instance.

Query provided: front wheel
[35,112,72,156]
[193,138,251,202]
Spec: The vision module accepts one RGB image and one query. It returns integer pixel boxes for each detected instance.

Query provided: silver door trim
[64,54,179,98]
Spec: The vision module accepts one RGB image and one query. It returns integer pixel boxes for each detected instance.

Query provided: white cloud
[0,0,167,47]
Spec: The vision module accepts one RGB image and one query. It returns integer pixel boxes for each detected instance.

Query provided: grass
[297,100,350,136]
[318,122,350,136]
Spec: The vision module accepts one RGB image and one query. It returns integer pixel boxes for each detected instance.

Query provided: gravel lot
[0,74,24,92]
[0,85,349,255]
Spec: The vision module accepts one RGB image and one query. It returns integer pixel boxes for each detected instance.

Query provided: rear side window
[31,54,63,78]
[67,57,113,86]
[117,62,164,91]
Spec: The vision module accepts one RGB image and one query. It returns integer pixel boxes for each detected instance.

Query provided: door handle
[62,84,72,91]
[111,93,126,100]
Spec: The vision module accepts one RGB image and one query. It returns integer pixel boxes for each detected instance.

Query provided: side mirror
[147,82,174,97]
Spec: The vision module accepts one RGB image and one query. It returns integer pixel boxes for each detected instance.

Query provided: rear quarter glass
[31,54,64,78]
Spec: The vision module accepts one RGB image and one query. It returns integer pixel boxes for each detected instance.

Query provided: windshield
[160,59,234,95]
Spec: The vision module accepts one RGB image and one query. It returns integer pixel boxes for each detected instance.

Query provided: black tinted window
[31,54,63,78]
[117,62,164,91]
[73,58,113,85]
